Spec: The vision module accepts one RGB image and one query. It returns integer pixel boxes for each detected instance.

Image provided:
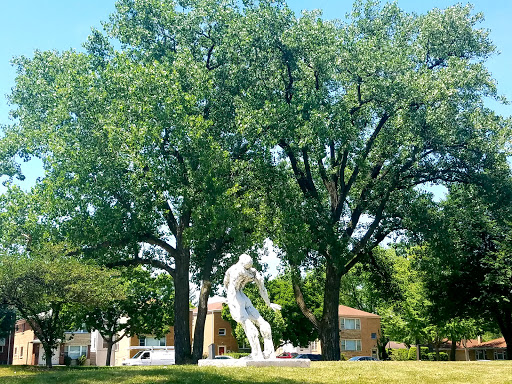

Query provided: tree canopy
[0,251,123,367]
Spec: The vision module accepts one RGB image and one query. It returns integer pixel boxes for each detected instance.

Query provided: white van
[122,349,175,366]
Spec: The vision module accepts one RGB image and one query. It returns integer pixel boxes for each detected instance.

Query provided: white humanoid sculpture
[224,254,281,360]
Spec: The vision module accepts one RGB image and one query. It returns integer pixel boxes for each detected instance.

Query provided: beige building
[90,329,177,366]
[192,301,239,356]
[12,319,92,366]
[438,337,508,361]
[279,305,381,360]
[339,305,381,359]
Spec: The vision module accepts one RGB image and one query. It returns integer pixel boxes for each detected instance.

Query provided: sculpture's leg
[243,319,263,359]
[257,317,275,359]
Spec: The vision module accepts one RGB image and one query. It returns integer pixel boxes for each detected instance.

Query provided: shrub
[340,354,346,361]
[427,351,449,361]
[408,347,429,360]
[77,354,87,366]
[64,355,72,366]
[389,348,409,361]
[439,352,449,361]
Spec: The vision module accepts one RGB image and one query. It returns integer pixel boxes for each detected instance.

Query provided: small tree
[0,250,124,368]
[79,267,174,366]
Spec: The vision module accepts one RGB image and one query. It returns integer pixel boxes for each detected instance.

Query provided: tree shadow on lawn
[1,365,314,384]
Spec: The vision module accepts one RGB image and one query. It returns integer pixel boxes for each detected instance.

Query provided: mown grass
[1,361,512,384]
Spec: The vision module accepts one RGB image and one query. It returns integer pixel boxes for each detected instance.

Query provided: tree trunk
[192,279,212,362]
[106,340,114,367]
[494,307,512,360]
[174,250,192,364]
[320,262,342,361]
[44,345,53,368]
[449,334,457,361]
[192,248,216,363]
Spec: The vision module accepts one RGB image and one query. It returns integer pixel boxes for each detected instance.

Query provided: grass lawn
[1,361,511,384]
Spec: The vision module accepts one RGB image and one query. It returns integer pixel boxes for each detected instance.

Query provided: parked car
[294,353,323,361]
[214,355,234,359]
[122,349,175,366]
[277,352,298,359]
[348,356,378,361]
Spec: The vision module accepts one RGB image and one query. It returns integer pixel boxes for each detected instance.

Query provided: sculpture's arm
[223,268,230,290]
[254,269,272,307]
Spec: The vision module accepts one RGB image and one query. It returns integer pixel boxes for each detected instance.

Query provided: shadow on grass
[0,365,315,384]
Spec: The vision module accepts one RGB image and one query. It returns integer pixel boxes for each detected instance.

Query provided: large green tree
[229,1,510,359]
[0,0,268,364]
[419,179,512,360]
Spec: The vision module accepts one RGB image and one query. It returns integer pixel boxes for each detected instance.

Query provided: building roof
[192,300,226,314]
[338,305,380,318]
[472,337,507,349]
[439,339,481,350]
[386,341,407,349]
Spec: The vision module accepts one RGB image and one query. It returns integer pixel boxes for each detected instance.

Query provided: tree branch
[290,265,320,331]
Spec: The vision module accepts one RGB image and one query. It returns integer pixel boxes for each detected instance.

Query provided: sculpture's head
[239,254,253,269]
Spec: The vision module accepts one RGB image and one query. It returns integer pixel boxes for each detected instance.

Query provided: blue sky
[1,0,511,195]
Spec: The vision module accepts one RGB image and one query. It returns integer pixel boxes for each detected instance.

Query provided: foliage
[427,352,449,361]
[1,0,511,363]
[418,180,512,359]
[78,267,175,366]
[389,349,409,361]
[407,347,429,361]
[77,355,88,366]
[0,306,16,338]
[63,355,73,366]
[0,0,269,364]
[0,251,124,368]
[231,0,511,360]
[265,272,320,347]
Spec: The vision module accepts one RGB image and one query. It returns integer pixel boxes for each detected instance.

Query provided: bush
[427,352,449,361]
[408,347,429,360]
[64,355,72,366]
[439,352,449,361]
[223,352,250,359]
[77,355,87,366]
[340,354,346,361]
[389,348,409,361]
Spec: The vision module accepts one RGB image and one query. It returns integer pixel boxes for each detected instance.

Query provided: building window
[340,318,360,330]
[0,346,3,353]
[371,333,377,339]
[14,347,17,357]
[494,350,507,360]
[341,339,362,351]
[218,328,226,336]
[20,347,24,359]
[139,336,166,347]
[66,346,88,360]
[310,340,318,351]
[476,350,487,360]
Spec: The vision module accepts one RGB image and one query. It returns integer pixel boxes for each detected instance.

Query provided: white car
[122,349,175,366]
